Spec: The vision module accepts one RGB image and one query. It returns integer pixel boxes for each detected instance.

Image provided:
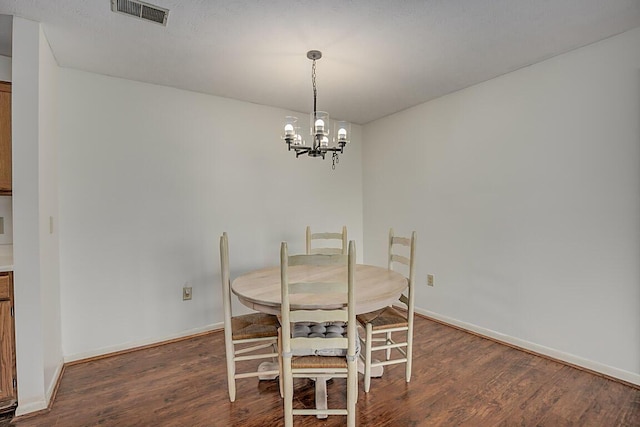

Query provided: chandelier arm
[295,148,311,157]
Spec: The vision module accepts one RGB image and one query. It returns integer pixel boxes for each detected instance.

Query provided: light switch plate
[0,217,3,234]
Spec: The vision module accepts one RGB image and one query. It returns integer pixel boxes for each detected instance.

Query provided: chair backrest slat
[309,247,344,255]
[391,236,412,246]
[390,254,410,266]
[291,337,347,351]
[306,226,348,255]
[289,253,347,266]
[311,232,344,240]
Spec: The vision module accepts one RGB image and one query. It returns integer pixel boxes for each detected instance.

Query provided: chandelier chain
[312,59,317,114]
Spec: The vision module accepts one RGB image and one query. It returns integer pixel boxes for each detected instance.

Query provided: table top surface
[232,263,408,315]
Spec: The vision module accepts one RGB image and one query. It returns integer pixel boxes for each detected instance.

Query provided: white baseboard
[15,360,63,416]
[63,322,224,364]
[15,398,47,417]
[45,360,64,405]
[417,308,640,387]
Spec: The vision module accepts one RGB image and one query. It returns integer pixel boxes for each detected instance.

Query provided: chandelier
[282,50,351,169]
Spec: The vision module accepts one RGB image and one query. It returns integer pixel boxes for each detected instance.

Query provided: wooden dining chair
[306,225,347,255]
[280,240,357,426]
[357,229,416,392]
[220,232,280,402]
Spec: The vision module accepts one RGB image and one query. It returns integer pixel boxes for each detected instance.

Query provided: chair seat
[356,306,408,331]
[292,355,348,369]
[231,312,279,340]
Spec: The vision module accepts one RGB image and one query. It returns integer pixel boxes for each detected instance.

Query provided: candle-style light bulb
[284,123,295,136]
[314,119,325,134]
[320,136,329,147]
[338,127,347,141]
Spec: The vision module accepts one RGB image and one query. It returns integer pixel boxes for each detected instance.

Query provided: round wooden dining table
[232,263,408,315]
[231,263,408,419]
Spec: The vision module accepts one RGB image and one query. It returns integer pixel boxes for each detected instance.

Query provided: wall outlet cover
[427,274,434,287]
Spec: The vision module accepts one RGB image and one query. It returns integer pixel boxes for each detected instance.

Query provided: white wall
[38,25,62,405]
[11,17,62,415]
[363,27,640,383]
[0,55,10,81]
[57,69,363,359]
[0,196,11,245]
[12,16,46,414]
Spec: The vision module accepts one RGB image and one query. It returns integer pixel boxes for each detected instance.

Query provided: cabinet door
[0,274,15,408]
[0,82,11,194]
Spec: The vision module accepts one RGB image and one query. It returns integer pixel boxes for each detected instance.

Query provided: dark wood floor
[8,316,640,426]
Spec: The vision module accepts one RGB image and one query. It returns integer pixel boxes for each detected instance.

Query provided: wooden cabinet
[0,82,11,195]
[0,272,16,417]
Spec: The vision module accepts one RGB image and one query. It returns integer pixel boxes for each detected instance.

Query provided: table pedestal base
[359,358,384,377]
[257,361,279,380]
[314,377,329,419]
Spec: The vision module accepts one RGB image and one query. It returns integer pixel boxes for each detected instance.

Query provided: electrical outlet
[183,286,192,300]
[427,274,434,287]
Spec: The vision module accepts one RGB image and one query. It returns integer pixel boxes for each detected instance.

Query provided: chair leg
[224,328,237,402]
[283,359,293,427]
[226,353,236,402]
[385,331,392,360]
[278,328,284,398]
[347,359,357,427]
[364,323,373,393]
[406,329,413,383]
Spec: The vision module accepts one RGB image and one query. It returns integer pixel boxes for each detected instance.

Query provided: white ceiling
[0,0,639,124]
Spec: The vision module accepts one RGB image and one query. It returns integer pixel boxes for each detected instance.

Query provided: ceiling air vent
[110,0,169,26]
